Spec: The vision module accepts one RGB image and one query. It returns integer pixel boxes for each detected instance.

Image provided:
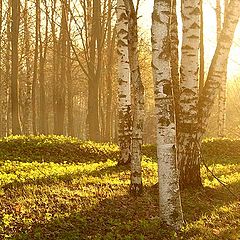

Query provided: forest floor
[0,135,239,240]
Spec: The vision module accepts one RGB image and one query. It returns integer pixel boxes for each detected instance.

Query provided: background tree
[124,0,144,195]
[11,0,22,135]
[116,0,132,165]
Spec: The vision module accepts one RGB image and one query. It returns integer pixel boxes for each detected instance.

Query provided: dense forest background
[0,0,240,143]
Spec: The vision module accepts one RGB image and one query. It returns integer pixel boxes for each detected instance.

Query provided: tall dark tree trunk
[39,1,48,134]
[87,0,101,141]
[23,0,31,135]
[11,0,21,135]
[51,0,58,135]
[55,0,67,135]
[32,0,39,135]
[105,1,115,141]
[66,13,74,137]
[5,1,11,136]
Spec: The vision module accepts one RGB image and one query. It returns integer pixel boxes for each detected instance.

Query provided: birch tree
[116,0,132,165]
[152,0,183,229]
[178,0,201,188]
[199,0,240,137]
[124,0,144,195]
[179,0,240,188]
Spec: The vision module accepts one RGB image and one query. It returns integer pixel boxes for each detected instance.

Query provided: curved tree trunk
[199,0,240,137]
[151,0,183,229]
[116,0,132,165]
[178,0,202,189]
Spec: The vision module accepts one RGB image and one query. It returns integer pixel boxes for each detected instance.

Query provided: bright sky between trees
[136,0,240,80]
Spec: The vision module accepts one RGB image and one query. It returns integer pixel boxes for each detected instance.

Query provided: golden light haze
[137,0,240,80]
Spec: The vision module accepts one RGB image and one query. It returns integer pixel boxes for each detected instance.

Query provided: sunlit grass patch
[0,135,239,239]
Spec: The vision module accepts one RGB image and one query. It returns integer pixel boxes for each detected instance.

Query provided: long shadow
[5,178,240,240]
[1,162,131,191]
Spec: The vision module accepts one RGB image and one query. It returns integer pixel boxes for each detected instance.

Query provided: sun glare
[138,0,240,80]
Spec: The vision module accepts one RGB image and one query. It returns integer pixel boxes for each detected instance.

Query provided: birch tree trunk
[124,0,144,195]
[178,0,202,189]
[199,0,240,137]
[116,0,132,165]
[152,0,183,229]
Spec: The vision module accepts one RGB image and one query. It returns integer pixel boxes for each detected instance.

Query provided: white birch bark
[199,0,240,136]
[178,0,202,189]
[152,0,183,229]
[116,0,132,165]
[124,0,144,195]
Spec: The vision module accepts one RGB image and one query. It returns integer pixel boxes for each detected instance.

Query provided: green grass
[0,136,239,239]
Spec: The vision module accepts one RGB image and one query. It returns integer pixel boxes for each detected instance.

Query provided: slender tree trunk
[178,0,202,189]
[51,0,58,135]
[0,0,4,136]
[55,0,67,135]
[66,12,74,136]
[116,0,132,165]
[32,0,39,135]
[6,2,11,135]
[199,0,240,137]
[217,0,228,138]
[105,0,115,141]
[23,0,31,135]
[105,30,116,141]
[125,0,144,195]
[11,0,21,135]
[39,1,48,134]
[151,0,183,229]
[87,0,101,141]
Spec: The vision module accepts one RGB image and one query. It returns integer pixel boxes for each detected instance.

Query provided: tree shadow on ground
[1,162,130,190]
[10,179,240,240]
